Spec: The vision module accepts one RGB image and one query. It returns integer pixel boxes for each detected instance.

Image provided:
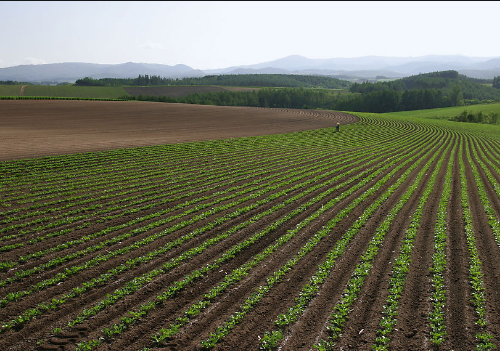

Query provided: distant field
[0,84,258,99]
[384,102,500,120]
[21,85,128,99]
[0,85,23,96]
[123,85,259,98]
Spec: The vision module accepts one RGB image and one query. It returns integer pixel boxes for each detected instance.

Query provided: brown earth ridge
[0,100,357,161]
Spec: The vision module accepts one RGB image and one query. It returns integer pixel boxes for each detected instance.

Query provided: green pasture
[382,103,500,120]
[0,85,23,96]
[0,85,128,99]
[371,105,500,141]
[22,85,128,99]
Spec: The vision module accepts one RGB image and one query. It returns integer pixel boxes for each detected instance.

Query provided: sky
[1,1,499,70]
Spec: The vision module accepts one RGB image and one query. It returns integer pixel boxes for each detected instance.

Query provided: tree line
[0,80,31,85]
[122,87,346,110]
[122,71,500,113]
[450,110,499,124]
[121,87,464,112]
[350,71,500,101]
[75,74,351,89]
[165,74,351,89]
[494,76,500,89]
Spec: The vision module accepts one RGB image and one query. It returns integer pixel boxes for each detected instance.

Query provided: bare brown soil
[1,100,499,351]
[0,100,355,161]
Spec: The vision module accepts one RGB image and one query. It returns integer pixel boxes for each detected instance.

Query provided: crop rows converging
[1,113,500,350]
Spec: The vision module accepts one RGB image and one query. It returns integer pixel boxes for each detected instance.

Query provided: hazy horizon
[1,1,499,70]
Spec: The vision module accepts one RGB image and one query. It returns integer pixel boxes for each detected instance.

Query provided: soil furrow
[284,132,451,351]
[444,137,477,351]
[136,135,443,351]
[464,136,500,346]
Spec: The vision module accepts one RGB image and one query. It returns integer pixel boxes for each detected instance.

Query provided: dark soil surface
[0,100,355,161]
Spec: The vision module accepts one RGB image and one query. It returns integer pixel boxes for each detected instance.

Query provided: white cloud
[23,57,47,65]
[0,57,47,68]
[139,42,164,50]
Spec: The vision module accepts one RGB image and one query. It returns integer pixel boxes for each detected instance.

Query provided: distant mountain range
[1,54,500,84]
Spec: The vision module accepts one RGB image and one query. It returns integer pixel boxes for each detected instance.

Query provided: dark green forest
[0,80,31,85]
[337,71,500,112]
[494,76,500,89]
[123,87,345,110]
[121,71,500,113]
[75,74,350,89]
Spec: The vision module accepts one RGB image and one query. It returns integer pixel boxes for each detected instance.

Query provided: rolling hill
[1,55,500,84]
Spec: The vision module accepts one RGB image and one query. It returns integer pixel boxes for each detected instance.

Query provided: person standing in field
[335,123,340,132]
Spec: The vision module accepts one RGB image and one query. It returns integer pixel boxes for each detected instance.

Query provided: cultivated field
[122,86,259,98]
[0,100,353,161]
[0,84,258,100]
[1,101,500,351]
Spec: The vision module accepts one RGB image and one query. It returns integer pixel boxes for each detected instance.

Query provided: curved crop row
[1,111,500,351]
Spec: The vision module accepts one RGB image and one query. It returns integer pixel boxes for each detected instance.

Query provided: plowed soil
[0,100,354,161]
[1,100,500,351]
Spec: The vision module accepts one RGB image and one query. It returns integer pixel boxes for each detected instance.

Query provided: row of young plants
[257,128,448,350]
[0,121,414,250]
[0,144,338,263]
[2,125,389,254]
[0,118,422,209]
[154,132,440,348]
[71,123,439,350]
[4,115,498,349]
[1,119,389,211]
[74,155,384,350]
[0,114,404,184]
[193,125,441,348]
[28,119,430,348]
[427,136,456,346]
[0,157,304,243]
[0,152,364,306]
[0,118,417,279]
[310,134,447,351]
[1,133,316,202]
[13,122,384,217]
[466,136,500,349]
[459,137,496,350]
[0,140,317,229]
[3,171,333,333]
[51,124,430,330]
[370,135,452,350]
[0,133,309,214]
[309,129,500,351]
[0,121,416,332]
[206,128,445,350]
[0,154,320,251]
[305,126,500,351]
[467,137,500,250]
[0,160,234,223]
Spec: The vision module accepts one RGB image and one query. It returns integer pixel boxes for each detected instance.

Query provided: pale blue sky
[1,1,499,69]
